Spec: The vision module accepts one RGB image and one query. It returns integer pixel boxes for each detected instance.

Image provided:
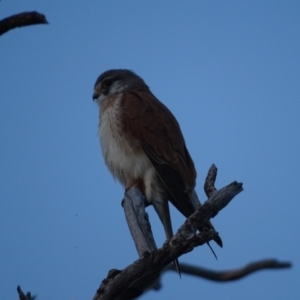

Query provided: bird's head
[92,69,149,105]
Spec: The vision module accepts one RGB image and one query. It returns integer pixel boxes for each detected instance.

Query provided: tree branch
[204,163,218,197]
[122,188,157,256]
[17,286,36,300]
[93,166,243,300]
[0,11,48,36]
[163,259,292,282]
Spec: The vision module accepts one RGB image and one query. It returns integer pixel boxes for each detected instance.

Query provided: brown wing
[121,90,197,217]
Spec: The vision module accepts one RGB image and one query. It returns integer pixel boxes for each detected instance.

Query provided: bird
[92,69,222,268]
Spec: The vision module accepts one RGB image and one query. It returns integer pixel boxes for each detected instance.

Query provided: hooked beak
[92,91,99,101]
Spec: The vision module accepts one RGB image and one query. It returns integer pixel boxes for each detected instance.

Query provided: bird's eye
[102,79,113,89]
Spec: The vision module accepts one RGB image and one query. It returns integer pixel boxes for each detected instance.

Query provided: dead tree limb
[15,165,291,300]
[122,187,157,256]
[204,163,218,197]
[93,166,243,300]
[163,259,292,282]
[17,286,36,300]
[0,11,48,36]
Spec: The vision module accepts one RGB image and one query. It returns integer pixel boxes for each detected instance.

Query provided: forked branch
[16,165,291,300]
[93,165,243,300]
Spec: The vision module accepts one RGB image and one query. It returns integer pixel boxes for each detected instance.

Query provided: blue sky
[1,1,299,299]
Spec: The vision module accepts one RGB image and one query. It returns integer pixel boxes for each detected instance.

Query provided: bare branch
[204,163,218,197]
[164,259,292,282]
[15,165,291,300]
[122,187,157,256]
[17,286,36,300]
[93,172,243,299]
[0,11,48,36]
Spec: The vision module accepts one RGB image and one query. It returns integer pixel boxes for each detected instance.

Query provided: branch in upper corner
[0,11,48,36]
[163,259,292,282]
[92,179,243,300]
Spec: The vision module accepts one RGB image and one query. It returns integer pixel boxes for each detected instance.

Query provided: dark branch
[163,259,292,282]
[0,11,48,36]
[17,286,36,300]
[15,166,291,300]
[93,169,243,299]
[204,164,218,197]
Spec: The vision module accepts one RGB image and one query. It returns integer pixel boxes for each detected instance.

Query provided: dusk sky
[1,1,299,299]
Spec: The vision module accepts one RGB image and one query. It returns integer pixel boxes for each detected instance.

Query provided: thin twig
[17,286,36,300]
[204,164,218,197]
[164,259,292,282]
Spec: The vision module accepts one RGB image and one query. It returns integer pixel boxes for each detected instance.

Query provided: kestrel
[92,69,222,265]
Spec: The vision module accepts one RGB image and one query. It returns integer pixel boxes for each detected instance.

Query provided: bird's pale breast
[98,95,153,188]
